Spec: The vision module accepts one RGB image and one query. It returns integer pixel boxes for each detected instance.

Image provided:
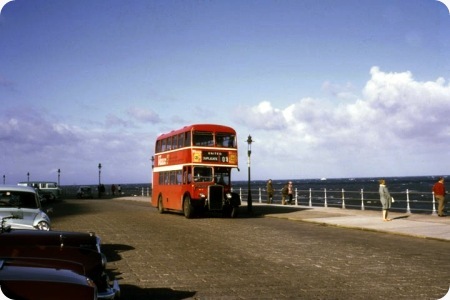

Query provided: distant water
[61,175,446,214]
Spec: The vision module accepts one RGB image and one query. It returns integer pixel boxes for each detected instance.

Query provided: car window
[0,191,38,209]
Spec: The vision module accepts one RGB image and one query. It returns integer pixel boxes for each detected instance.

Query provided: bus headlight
[199,193,206,198]
[225,193,232,199]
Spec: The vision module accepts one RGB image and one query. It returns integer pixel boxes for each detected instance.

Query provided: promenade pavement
[116,196,450,242]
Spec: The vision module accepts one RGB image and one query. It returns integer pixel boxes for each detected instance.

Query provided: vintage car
[0,258,98,300]
[0,222,120,299]
[17,181,62,202]
[0,185,51,230]
[77,186,94,199]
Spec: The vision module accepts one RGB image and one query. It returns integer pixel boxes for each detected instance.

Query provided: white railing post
[361,189,365,210]
[324,188,328,208]
[239,188,242,201]
[309,188,312,207]
[432,191,438,216]
[141,187,144,197]
[147,187,150,197]
[406,189,411,214]
[295,188,298,206]
[341,188,346,209]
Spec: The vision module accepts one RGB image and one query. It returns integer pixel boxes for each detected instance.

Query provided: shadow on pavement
[120,285,196,300]
[237,204,312,218]
[102,243,135,263]
[392,215,411,220]
[43,199,99,221]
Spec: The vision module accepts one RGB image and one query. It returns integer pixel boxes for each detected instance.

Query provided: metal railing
[237,187,439,215]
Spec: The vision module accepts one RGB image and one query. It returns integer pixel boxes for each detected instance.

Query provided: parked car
[0,258,97,300]
[17,181,62,202]
[0,185,51,230]
[0,223,120,299]
[77,186,94,199]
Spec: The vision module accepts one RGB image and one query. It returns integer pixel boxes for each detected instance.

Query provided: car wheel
[36,221,51,231]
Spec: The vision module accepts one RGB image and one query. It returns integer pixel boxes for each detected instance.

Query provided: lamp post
[27,172,30,183]
[3,175,5,184]
[57,169,61,186]
[98,163,102,198]
[151,156,155,169]
[246,135,253,213]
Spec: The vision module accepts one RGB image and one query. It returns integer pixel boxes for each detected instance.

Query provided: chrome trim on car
[97,279,121,299]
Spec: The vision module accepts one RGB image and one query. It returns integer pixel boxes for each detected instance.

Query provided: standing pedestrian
[267,179,274,204]
[281,182,289,205]
[433,177,446,217]
[379,179,393,221]
[288,181,294,204]
[111,184,116,196]
[117,184,122,195]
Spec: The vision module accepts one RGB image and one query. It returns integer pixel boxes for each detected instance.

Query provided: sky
[0,0,450,186]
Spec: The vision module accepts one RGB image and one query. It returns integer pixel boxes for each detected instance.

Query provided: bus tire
[183,196,194,219]
[158,195,165,214]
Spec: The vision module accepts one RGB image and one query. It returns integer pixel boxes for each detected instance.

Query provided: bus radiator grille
[208,185,224,211]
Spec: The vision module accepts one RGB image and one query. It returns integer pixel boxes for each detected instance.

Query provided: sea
[60,175,446,214]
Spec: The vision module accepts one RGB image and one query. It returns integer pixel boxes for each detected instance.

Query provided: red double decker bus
[151,124,241,218]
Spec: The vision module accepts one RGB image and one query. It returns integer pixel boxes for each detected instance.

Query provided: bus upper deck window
[216,133,236,148]
[193,131,214,146]
[185,132,191,147]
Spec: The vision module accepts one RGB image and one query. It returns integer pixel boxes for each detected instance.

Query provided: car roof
[18,181,57,184]
[0,185,36,193]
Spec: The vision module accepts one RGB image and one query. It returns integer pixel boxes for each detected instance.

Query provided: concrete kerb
[259,203,450,242]
[113,196,149,202]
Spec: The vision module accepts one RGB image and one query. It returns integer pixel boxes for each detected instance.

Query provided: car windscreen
[0,191,38,209]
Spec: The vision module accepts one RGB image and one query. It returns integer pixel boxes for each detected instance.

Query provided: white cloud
[234,101,287,130]
[234,67,450,179]
[0,108,151,184]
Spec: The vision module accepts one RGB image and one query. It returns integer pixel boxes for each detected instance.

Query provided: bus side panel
[151,173,159,207]
[152,185,184,211]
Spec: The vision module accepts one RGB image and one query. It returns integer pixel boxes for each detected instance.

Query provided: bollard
[406,189,411,214]
[341,188,346,209]
[432,191,438,216]
[258,188,262,203]
[309,188,312,207]
[295,188,298,206]
[324,188,328,208]
[361,189,365,210]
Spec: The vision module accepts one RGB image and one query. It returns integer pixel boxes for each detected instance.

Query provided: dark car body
[0,228,120,299]
[0,258,97,300]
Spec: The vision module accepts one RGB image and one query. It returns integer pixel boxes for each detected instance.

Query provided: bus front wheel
[158,196,165,214]
[183,196,194,219]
